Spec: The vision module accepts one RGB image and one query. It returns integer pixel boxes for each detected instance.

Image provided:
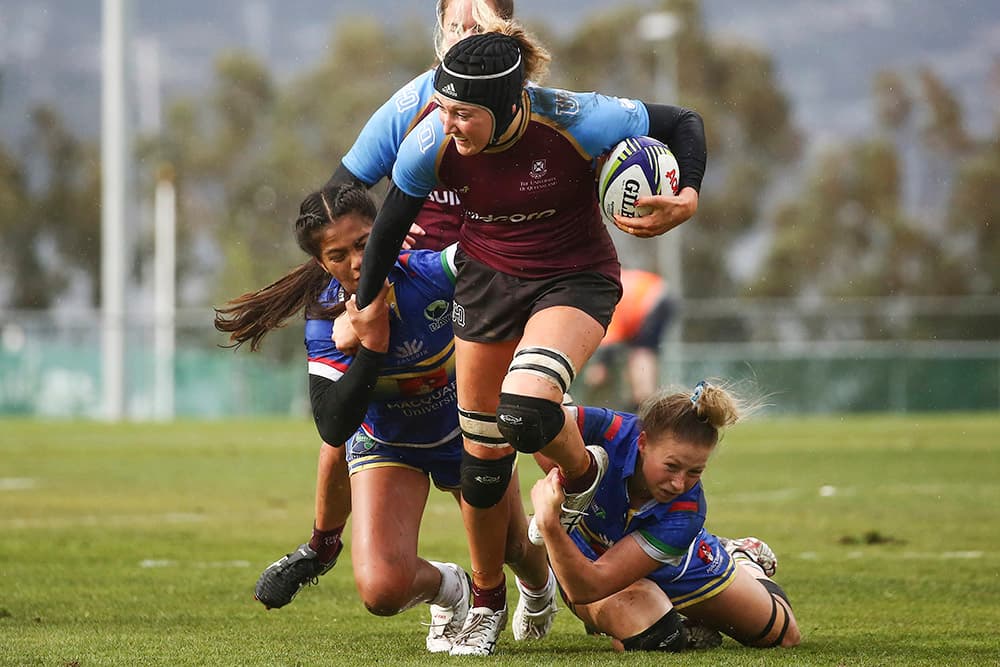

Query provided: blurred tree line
[1,0,997,358]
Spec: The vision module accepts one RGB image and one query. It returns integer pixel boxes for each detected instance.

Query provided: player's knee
[355,569,415,617]
[496,392,565,454]
[621,609,687,652]
[778,617,801,648]
[460,450,516,509]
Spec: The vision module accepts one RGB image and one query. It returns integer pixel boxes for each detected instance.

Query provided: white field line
[0,477,37,490]
[140,559,251,568]
[2,508,290,529]
[796,550,986,560]
[715,486,859,502]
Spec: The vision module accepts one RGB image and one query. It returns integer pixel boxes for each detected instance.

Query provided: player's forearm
[537,522,612,605]
[309,347,385,443]
[355,186,425,307]
[642,103,706,193]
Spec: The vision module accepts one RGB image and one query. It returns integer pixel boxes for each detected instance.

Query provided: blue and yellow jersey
[305,245,459,448]
[568,406,733,597]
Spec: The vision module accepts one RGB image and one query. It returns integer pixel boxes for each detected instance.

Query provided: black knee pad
[622,609,687,652]
[460,451,516,509]
[495,392,565,454]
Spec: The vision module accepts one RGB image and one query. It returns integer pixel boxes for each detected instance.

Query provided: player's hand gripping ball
[597,136,681,226]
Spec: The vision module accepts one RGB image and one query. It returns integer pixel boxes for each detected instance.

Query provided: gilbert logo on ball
[597,136,680,224]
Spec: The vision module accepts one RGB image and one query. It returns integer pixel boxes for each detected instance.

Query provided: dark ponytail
[214,184,375,350]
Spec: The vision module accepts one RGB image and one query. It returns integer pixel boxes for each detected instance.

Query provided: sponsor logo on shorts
[352,431,376,453]
[452,303,466,328]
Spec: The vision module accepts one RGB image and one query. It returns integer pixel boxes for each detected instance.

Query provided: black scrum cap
[434,32,524,144]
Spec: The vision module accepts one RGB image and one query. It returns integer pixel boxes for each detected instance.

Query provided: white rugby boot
[512,571,558,641]
[528,445,609,545]
[425,563,472,653]
[449,606,508,656]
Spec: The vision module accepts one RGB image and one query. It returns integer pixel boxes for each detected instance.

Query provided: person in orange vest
[584,269,676,412]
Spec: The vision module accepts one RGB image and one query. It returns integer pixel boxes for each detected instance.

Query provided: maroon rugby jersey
[410,188,463,251]
[438,113,620,281]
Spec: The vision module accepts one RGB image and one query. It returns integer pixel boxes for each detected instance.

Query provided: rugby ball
[597,136,680,223]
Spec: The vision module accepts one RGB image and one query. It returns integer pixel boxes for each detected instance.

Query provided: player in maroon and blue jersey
[281,0,517,598]
[214,183,553,654]
[530,381,801,653]
[352,27,708,655]
[295,6,514,585]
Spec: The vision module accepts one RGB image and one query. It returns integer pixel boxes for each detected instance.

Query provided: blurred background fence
[3,1,999,421]
[4,295,997,419]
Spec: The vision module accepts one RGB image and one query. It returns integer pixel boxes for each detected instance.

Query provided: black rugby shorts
[451,249,622,343]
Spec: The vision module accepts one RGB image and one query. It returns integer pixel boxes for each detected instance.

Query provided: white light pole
[638,11,685,383]
[153,168,176,420]
[101,0,128,421]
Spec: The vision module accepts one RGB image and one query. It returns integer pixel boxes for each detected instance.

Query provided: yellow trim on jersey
[385,283,400,320]
[671,556,738,610]
[378,339,455,381]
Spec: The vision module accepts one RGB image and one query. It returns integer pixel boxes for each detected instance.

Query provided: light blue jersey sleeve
[389,113,446,198]
[341,70,438,186]
[528,87,652,160]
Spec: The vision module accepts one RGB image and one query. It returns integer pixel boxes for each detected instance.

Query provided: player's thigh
[681,566,785,641]
[350,465,431,565]
[504,306,606,397]
[454,337,517,410]
[572,577,672,641]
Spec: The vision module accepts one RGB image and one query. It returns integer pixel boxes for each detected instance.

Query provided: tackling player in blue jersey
[238,3,563,654]
[214,183,553,655]
[352,27,709,655]
[530,381,801,653]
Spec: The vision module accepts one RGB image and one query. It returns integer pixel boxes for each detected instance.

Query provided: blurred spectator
[583,269,676,411]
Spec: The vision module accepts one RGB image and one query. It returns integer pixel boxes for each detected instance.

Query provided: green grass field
[2,414,999,666]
